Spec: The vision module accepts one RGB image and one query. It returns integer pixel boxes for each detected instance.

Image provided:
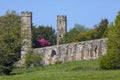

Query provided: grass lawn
[0,60,120,80]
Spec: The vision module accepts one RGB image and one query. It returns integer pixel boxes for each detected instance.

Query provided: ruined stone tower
[21,11,32,60]
[57,15,67,44]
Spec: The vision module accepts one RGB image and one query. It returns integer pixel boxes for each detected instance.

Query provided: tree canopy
[99,12,120,69]
[0,11,21,75]
[60,24,89,44]
[60,19,108,44]
[32,25,56,48]
[90,19,108,39]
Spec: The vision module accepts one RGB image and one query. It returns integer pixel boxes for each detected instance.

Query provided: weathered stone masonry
[21,11,107,65]
[20,12,32,65]
[57,15,67,45]
[33,38,107,65]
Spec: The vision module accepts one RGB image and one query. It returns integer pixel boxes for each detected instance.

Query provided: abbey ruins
[20,11,107,65]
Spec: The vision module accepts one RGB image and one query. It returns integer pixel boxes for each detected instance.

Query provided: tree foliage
[60,19,108,44]
[72,24,89,32]
[25,50,42,69]
[75,31,91,42]
[99,12,120,70]
[0,11,21,75]
[32,25,56,48]
[60,24,89,44]
[60,29,78,44]
[90,19,108,39]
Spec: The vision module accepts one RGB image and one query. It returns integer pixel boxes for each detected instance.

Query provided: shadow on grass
[10,66,44,75]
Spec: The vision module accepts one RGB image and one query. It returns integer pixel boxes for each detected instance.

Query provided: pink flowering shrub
[36,38,51,47]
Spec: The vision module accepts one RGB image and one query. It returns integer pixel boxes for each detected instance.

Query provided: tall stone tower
[57,15,67,44]
[21,11,32,60]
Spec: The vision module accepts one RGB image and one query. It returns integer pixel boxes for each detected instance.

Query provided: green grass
[0,60,120,80]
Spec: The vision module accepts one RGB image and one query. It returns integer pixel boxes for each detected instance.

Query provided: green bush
[99,11,120,70]
[99,54,112,70]
[25,50,42,69]
[0,65,12,75]
[0,53,18,75]
[99,52,120,70]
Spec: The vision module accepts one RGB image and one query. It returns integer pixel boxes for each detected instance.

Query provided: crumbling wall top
[21,11,32,17]
[57,15,67,21]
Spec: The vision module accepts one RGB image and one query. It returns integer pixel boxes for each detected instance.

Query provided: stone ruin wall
[33,38,107,65]
[20,11,107,66]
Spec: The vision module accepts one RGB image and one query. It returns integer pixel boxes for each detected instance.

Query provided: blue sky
[0,0,120,31]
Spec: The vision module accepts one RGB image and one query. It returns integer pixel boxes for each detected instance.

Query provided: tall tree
[90,19,108,39]
[0,11,21,75]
